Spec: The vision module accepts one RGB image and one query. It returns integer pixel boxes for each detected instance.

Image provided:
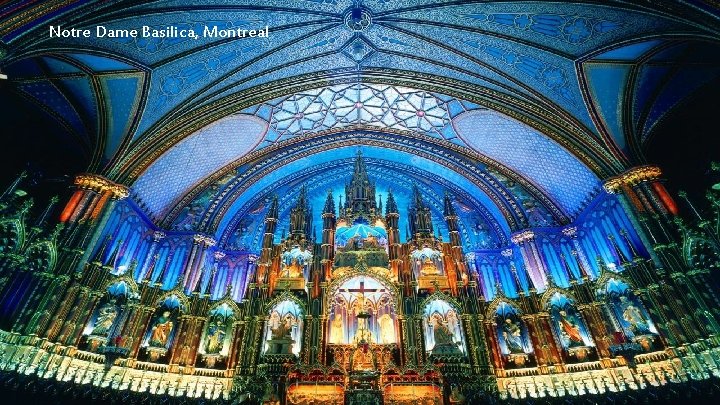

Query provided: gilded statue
[282,261,303,278]
[501,318,524,354]
[90,301,118,336]
[351,289,375,344]
[420,257,440,276]
[149,311,174,348]
[205,320,226,354]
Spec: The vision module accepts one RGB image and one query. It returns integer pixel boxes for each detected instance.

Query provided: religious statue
[265,312,297,355]
[281,246,311,278]
[329,314,345,344]
[179,345,192,365]
[270,316,293,340]
[420,257,440,276]
[432,317,455,346]
[282,261,303,278]
[620,297,651,335]
[501,318,524,354]
[353,310,375,343]
[353,320,374,343]
[557,310,584,347]
[377,313,395,344]
[149,311,174,348]
[268,311,281,331]
[205,320,226,354]
[91,301,118,336]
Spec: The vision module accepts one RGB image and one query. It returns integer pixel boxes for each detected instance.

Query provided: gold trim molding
[74,173,129,199]
[603,166,662,194]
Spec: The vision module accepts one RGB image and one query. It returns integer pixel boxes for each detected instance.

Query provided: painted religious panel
[140,294,182,362]
[602,279,659,351]
[546,292,595,362]
[80,280,133,352]
[198,303,235,369]
[494,301,533,367]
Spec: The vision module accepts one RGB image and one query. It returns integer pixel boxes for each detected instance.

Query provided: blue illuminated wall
[91,200,255,302]
[470,192,647,300]
[89,181,646,305]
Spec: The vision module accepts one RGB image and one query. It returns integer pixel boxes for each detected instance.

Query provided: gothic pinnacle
[385,189,398,215]
[323,190,335,215]
[443,192,456,217]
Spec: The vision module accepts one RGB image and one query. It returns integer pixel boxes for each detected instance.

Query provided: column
[63,174,130,272]
[511,230,548,290]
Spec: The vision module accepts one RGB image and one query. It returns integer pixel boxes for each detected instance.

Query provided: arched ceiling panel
[593,39,663,61]
[5,0,714,155]
[453,109,600,216]
[14,80,87,136]
[131,114,267,215]
[240,83,474,146]
[42,56,83,74]
[65,53,136,71]
[584,62,631,151]
[135,84,593,223]
[581,39,720,160]
[101,75,144,160]
[133,20,341,137]
[3,52,147,169]
[56,75,97,120]
[642,64,720,137]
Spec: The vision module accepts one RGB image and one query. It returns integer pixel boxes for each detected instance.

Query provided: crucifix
[342,279,387,302]
[340,278,385,347]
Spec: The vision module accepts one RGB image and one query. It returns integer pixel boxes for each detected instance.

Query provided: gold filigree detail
[74,173,129,199]
[603,165,662,193]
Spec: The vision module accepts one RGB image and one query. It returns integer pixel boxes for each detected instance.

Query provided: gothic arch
[325,270,400,314]
[264,290,307,315]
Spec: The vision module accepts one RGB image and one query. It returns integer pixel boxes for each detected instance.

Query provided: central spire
[342,150,378,223]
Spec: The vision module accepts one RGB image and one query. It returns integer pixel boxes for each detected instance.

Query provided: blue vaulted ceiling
[1,1,719,249]
[3,52,146,167]
[581,39,720,158]
[133,83,598,233]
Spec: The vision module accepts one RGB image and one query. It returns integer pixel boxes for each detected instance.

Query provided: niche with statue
[197,303,235,369]
[80,280,135,352]
[139,294,183,363]
[263,299,303,356]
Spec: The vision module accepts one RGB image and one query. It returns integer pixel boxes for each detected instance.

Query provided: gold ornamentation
[192,234,216,246]
[511,230,535,244]
[603,166,662,193]
[74,174,129,199]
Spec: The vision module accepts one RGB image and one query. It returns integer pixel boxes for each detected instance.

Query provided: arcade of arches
[1,1,720,404]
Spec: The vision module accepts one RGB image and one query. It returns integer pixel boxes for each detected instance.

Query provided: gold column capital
[192,233,217,247]
[603,165,662,194]
[510,229,535,244]
[73,173,129,199]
